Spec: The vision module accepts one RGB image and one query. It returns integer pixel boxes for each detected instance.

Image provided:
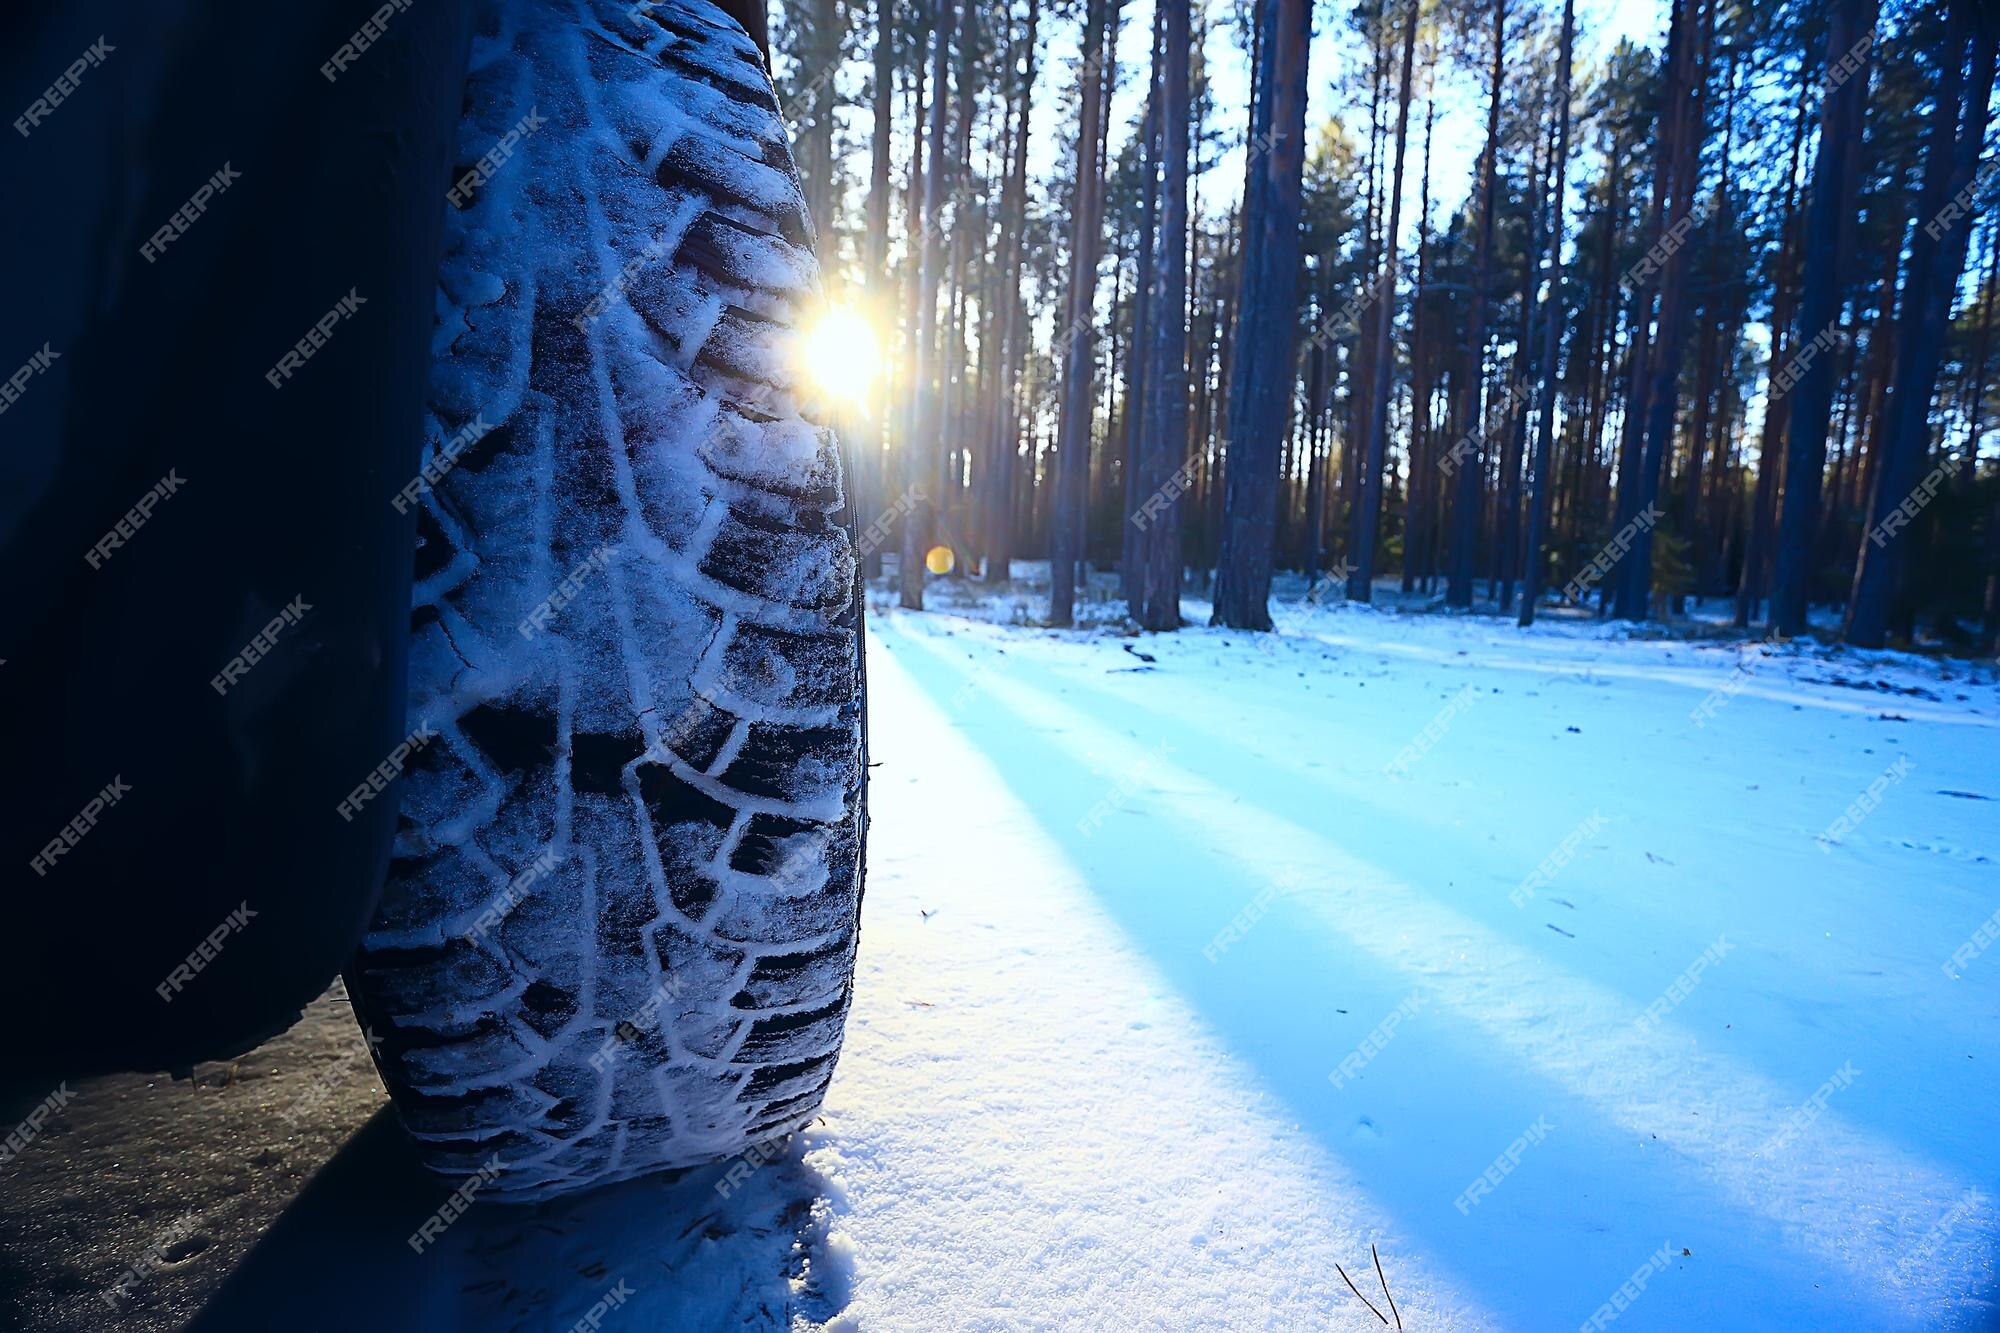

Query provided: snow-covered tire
[345,0,866,1202]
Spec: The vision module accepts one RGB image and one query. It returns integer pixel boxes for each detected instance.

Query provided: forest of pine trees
[778,0,2000,652]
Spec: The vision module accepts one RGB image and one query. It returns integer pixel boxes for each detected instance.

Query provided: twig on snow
[1336,1262,1389,1325]
[1372,1244,1402,1330]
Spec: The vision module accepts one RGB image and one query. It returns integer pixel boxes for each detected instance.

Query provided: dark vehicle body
[0,0,773,1079]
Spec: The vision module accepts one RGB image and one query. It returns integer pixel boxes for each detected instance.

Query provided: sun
[798,304,882,408]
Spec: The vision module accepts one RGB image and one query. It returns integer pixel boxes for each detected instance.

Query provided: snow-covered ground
[7,571,1996,1330]
[822,572,2000,1331]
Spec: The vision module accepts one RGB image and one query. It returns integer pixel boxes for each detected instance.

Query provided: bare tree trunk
[1960,218,1997,495]
[897,20,927,575]
[900,1,954,610]
[1736,77,1810,628]
[1344,16,1387,564]
[1962,219,1996,484]
[1404,98,1436,594]
[1520,0,1574,626]
[1690,52,1745,601]
[858,0,895,582]
[1049,0,1110,625]
[1211,0,1311,630]
[1584,129,1624,563]
[938,1,979,573]
[1123,2,1164,617]
[1136,0,1190,629]
[1095,2,1128,553]
[1303,260,1331,581]
[1771,0,1879,635]
[985,0,1037,587]
[1847,2,1998,646]
[1615,0,1711,619]
[1605,4,1678,619]
[1348,0,1420,603]
[1499,116,1553,611]
[1210,277,1236,585]
[1448,0,1507,609]
[798,0,841,248]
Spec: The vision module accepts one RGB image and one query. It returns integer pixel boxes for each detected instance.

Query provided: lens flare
[798,305,881,407]
[925,545,955,575]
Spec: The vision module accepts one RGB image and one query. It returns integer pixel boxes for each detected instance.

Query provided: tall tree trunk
[1964,219,1997,484]
[1212,0,1311,630]
[1123,3,1165,616]
[1499,117,1553,610]
[1089,0,1124,565]
[976,31,1016,579]
[1344,14,1388,564]
[900,0,955,610]
[1211,275,1236,583]
[1683,300,1720,593]
[897,21,928,578]
[938,1,980,572]
[1736,77,1810,628]
[1852,222,1905,516]
[1584,131,1624,561]
[1049,0,1111,624]
[1404,99,1436,594]
[986,0,1038,587]
[1615,0,1711,619]
[1605,1,1681,618]
[1303,260,1332,581]
[1693,52,1744,600]
[798,0,841,248]
[1136,0,1190,629]
[1771,0,1879,636]
[1348,0,1420,603]
[1448,0,1508,609]
[1520,0,1575,626]
[859,0,895,583]
[1846,3,1998,646]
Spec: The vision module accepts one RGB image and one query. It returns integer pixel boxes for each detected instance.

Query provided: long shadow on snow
[986,619,2000,1186]
[876,618,1917,1330]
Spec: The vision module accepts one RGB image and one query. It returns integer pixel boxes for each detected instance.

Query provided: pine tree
[1212,0,1311,630]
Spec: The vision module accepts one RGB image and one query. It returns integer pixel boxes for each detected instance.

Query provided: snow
[811,568,1999,1330]
[8,569,1996,1329]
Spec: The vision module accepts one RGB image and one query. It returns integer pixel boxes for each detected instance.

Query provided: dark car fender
[0,0,474,1074]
